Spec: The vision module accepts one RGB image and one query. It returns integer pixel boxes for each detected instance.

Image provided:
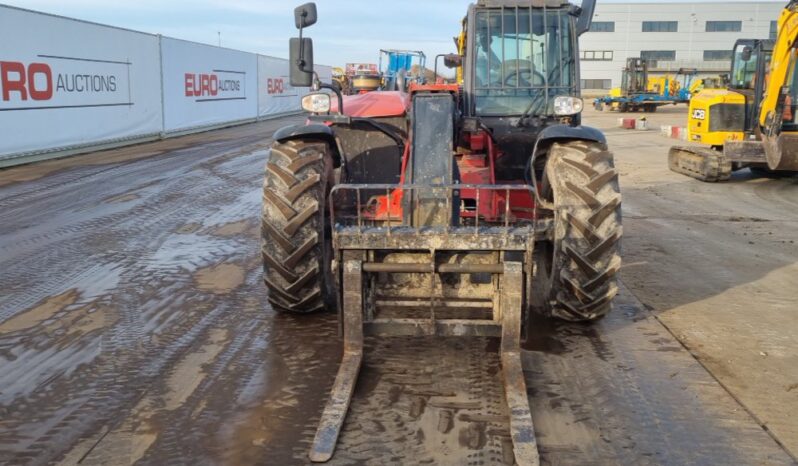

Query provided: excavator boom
[759,1,798,170]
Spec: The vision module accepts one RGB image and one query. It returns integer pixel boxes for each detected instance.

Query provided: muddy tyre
[536,141,622,322]
[261,139,334,313]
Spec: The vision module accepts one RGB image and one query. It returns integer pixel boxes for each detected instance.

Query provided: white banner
[0,5,162,158]
[317,65,333,87]
[257,55,299,117]
[257,57,334,118]
[161,38,258,133]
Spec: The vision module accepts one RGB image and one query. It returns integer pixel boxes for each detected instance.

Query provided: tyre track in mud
[0,141,271,320]
[0,118,302,464]
[0,114,795,465]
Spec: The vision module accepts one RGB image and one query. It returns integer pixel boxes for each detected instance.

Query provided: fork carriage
[309,184,541,465]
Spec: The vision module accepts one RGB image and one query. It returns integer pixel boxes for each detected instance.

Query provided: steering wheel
[503,60,544,87]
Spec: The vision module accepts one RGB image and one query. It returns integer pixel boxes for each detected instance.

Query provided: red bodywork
[331,83,536,224]
[331,91,408,117]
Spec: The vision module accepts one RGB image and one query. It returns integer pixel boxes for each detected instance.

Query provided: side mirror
[443,54,462,68]
[290,37,314,87]
[741,46,753,62]
[294,3,317,29]
[575,0,596,36]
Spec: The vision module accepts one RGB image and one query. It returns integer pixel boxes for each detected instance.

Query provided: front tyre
[261,139,335,313]
[537,141,623,322]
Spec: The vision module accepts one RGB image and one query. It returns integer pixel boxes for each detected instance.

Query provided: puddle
[149,233,239,272]
[164,328,229,410]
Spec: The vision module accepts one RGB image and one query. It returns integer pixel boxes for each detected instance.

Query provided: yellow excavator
[669,0,798,181]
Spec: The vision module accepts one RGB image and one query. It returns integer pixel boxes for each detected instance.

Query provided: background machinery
[263,1,620,463]
[669,1,798,181]
[688,74,729,93]
[379,49,427,90]
[648,68,700,99]
[345,62,382,94]
[331,66,348,95]
[594,58,695,112]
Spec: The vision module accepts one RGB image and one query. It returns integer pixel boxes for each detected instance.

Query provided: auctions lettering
[0,61,118,102]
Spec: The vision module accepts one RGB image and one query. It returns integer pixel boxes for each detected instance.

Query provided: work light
[553,96,584,116]
[301,92,330,113]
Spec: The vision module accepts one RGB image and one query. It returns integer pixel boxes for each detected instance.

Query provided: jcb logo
[0,61,54,101]
[692,109,706,120]
[267,78,284,95]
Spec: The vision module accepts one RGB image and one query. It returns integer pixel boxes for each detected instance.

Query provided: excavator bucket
[309,183,540,465]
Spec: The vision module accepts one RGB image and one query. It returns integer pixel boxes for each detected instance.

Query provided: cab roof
[476,0,572,7]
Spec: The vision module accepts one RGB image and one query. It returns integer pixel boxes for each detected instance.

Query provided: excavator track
[668,146,732,182]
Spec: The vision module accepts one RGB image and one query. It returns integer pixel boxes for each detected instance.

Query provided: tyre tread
[261,140,331,314]
[544,141,623,322]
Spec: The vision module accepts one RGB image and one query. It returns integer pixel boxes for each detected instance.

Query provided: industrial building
[578,1,783,91]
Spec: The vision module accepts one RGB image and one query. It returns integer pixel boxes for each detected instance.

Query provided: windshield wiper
[517,55,576,127]
[517,94,545,127]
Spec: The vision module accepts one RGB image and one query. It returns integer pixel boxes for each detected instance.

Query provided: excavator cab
[669,39,775,180]
[729,40,774,134]
[670,0,798,180]
[731,41,766,90]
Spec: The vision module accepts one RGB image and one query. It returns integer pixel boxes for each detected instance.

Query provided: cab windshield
[473,7,575,116]
[731,43,770,90]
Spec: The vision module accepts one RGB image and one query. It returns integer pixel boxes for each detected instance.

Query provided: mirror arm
[297,23,305,71]
[317,80,344,115]
[296,7,311,72]
[434,54,446,82]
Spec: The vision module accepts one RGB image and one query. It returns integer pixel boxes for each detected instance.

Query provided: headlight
[301,92,331,113]
[553,96,584,116]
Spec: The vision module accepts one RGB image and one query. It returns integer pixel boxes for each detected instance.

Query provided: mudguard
[537,124,607,147]
[274,123,335,144]
[273,123,341,166]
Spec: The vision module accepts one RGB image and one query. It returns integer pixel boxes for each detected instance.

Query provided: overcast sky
[4,0,785,68]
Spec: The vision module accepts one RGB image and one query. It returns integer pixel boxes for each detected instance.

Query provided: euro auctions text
[0,56,131,110]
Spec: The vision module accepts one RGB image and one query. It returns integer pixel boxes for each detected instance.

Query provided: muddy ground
[0,109,796,465]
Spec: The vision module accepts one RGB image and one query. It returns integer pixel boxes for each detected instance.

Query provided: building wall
[579,1,783,91]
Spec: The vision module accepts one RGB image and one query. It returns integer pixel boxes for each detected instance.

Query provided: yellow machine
[331,67,349,94]
[454,18,466,84]
[645,73,725,101]
[670,0,798,181]
[689,75,728,93]
[647,75,681,96]
[685,85,751,147]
